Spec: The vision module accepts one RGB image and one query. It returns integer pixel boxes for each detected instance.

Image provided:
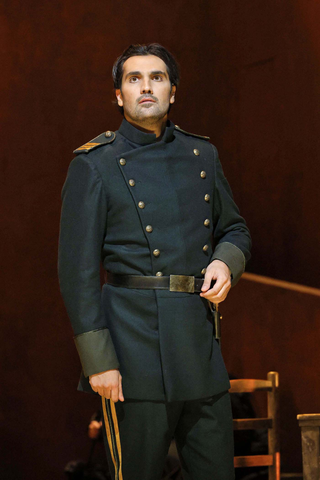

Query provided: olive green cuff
[211,242,246,286]
[74,328,120,378]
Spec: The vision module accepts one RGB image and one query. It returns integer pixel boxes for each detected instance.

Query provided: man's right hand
[89,369,124,402]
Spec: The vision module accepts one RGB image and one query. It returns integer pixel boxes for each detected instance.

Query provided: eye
[153,75,163,81]
[129,76,139,83]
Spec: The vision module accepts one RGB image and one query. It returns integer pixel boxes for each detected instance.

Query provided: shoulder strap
[174,125,210,141]
[73,131,116,154]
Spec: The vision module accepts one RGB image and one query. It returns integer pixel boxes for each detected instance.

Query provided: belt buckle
[169,275,195,293]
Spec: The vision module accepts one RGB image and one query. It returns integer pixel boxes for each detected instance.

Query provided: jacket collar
[118,118,175,145]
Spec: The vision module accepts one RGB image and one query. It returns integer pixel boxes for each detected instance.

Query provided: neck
[124,115,168,138]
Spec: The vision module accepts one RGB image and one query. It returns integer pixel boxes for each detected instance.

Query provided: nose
[141,78,153,94]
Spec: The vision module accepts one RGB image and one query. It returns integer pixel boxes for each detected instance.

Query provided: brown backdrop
[2,0,320,478]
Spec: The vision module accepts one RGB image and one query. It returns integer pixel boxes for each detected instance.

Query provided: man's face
[116,55,176,126]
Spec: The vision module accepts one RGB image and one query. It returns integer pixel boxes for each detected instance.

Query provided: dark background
[2,0,320,478]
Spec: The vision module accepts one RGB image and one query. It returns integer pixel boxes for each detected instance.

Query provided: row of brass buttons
[119,154,209,275]
[199,149,208,274]
[202,166,210,271]
[121,163,161,257]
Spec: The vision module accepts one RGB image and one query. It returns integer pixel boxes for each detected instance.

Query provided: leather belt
[105,271,205,294]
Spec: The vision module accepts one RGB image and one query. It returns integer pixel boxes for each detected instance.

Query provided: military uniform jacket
[58,119,251,402]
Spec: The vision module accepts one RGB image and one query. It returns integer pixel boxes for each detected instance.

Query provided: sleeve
[58,155,119,377]
[211,145,252,286]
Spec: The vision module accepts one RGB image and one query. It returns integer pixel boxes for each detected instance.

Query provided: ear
[115,89,123,107]
[170,85,176,104]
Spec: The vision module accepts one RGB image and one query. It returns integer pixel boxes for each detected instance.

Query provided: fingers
[201,280,231,303]
[118,375,125,402]
[108,377,124,402]
[200,271,231,303]
[200,260,232,303]
[93,385,117,400]
[91,384,111,398]
[201,272,213,292]
[202,272,223,294]
[110,385,119,403]
[89,371,124,402]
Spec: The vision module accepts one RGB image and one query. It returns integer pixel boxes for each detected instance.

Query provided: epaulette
[174,125,210,141]
[73,130,116,154]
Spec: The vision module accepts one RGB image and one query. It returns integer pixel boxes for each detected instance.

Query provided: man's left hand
[200,259,231,303]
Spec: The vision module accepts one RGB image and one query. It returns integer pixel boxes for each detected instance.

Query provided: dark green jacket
[58,119,251,401]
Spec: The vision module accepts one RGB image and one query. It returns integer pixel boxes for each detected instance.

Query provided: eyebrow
[124,70,168,80]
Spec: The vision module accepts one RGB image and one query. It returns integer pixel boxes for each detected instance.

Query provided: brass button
[200,171,206,179]
[203,244,209,252]
[156,271,163,277]
[193,149,200,156]
[146,225,153,233]
[129,179,135,187]
[204,218,210,227]
[201,268,206,275]
[204,194,210,202]
[138,201,145,209]
[119,158,126,166]
[153,249,160,257]
[105,131,112,137]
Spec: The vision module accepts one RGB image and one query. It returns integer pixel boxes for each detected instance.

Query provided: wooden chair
[229,371,280,480]
[297,413,320,480]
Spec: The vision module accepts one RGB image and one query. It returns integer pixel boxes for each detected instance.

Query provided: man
[58,43,251,480]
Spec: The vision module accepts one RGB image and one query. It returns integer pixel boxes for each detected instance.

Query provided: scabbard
[208,301,222,346]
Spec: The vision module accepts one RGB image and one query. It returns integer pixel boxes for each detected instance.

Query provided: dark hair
[112,43,180,89]
[112,43,180,115]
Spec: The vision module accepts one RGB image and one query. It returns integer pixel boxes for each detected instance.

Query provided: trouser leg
[101,397,183,480]
[174,391,235,480]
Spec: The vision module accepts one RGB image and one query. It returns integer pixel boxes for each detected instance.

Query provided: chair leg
[268,372,280,480]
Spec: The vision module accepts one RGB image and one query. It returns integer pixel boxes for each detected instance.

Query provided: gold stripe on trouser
[102,397,123,480]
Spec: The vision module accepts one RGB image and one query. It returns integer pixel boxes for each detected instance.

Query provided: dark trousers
[101,390,235,480]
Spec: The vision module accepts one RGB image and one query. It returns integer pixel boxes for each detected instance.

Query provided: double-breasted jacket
[58,119,251,402]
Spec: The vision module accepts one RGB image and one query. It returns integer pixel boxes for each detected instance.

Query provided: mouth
[139,98,156,104]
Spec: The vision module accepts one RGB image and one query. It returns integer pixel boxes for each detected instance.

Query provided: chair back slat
[229,379,272,393]
[233,417,272,430]
[234,454,273,468]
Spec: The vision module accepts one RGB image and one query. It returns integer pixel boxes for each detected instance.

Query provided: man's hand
[200,259,232,303]
[89,369,124,402]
